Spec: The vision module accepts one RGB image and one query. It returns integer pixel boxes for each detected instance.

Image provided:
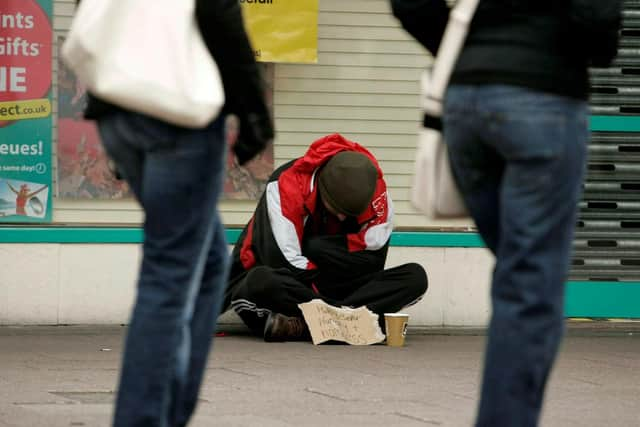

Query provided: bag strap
[423,0,480,116]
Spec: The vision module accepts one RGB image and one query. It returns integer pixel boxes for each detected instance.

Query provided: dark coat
[391,0,623,99]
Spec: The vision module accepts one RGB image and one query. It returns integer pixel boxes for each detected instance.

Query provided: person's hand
[233,111,274,165]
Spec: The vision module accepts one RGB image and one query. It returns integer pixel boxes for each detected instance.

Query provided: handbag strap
[423,0,480,116]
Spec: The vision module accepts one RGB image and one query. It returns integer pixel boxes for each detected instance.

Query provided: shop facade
[1,0,638,325]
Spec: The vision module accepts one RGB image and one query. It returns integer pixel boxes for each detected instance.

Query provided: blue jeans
[443,85,589,427]
[98,112,229,427]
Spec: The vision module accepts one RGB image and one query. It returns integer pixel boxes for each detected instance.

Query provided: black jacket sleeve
[569,0,623,67]
[390,0,450,55]
[196,0,274,164]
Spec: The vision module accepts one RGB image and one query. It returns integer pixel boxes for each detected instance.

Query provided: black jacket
[391,0,623,99]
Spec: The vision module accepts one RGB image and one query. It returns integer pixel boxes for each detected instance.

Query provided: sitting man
[223,133,428,341]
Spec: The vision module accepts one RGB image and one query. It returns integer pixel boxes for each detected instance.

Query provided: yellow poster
[241,0,318,63]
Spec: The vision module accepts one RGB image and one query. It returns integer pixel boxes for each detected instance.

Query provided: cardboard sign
[298,299,385,346]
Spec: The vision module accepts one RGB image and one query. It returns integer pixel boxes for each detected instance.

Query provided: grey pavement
[1,322,639,427]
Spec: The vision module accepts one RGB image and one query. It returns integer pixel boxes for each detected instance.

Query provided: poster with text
[0,0,53,222]
[241,0,318,63]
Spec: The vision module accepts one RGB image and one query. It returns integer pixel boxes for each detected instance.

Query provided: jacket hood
[293,133,383,178]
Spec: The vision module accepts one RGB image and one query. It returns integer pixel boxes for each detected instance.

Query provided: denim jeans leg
[99,112,228,427]
[445,85,588,427]
[442,86,503,253]
[172,214,229,426]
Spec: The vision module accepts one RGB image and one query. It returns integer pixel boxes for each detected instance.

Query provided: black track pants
[224,263,427,336]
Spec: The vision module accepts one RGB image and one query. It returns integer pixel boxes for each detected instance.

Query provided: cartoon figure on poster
[58,41,274,200]
[57,36,129,199]
[0,178,49,218]
[223,63,275,200]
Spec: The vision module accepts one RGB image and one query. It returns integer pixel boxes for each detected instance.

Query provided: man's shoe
[263,313,310,342]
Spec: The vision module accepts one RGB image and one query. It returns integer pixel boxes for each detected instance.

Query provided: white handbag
[410,0,480,218]
[61,0,224,129]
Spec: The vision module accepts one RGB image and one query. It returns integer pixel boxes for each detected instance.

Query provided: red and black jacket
[229,134,394,291]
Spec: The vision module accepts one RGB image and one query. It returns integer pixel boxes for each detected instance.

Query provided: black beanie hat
[318,151,378,217]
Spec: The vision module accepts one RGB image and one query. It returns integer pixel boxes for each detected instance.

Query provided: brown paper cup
[384,313,409,347]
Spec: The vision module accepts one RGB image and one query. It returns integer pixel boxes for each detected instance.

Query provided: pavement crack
[304,387,351,401]
[48,391,114,404]
[13,401,76,406]
[217,367,260,377]
[246,357,277,366]
[392,412,443,425]
[449,392,474,400]
[568,376,603,387]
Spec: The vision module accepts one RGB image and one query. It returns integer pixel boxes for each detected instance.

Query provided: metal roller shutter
[571,0,640,282]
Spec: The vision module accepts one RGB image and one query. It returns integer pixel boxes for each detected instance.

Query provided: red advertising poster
[57,40,274,201]
[57,36,129,199]
[0,0,52,119]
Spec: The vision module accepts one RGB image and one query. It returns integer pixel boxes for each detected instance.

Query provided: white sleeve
[265,181,312,269]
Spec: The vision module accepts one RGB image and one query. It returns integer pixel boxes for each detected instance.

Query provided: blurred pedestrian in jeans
[391,0,622,425]
[77,0,274,425]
